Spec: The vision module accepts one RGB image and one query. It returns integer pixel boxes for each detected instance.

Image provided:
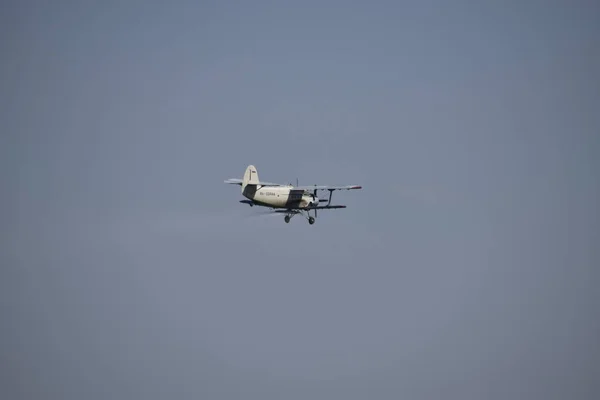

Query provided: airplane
[225,165,362,224]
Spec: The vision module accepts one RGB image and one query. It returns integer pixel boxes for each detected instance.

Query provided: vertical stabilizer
[241,165,259,193]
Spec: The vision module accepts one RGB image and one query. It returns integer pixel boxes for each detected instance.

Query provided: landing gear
[302,209,317,225]
[282,209,317,225]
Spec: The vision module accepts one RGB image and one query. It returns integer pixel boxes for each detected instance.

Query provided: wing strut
[328,189,334,205]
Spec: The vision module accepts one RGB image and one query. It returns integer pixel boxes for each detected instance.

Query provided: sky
[1,0,599,399]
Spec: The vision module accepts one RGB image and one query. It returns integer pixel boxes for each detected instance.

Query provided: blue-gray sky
[2,1,599,399]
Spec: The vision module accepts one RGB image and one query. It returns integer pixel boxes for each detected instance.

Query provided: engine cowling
[302,193,319,207]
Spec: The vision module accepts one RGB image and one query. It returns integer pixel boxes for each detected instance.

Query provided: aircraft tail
[241,165,259,192]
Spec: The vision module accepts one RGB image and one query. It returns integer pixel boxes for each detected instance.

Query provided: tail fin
[241,165,259,192]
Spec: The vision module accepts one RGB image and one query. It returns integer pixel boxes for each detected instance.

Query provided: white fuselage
[244,185,318,209]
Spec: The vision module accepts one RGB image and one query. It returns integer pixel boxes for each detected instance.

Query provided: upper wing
[294,185,362,191]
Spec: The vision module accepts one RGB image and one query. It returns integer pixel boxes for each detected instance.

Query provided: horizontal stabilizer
[225,178,282,187]
[254,181,283,187]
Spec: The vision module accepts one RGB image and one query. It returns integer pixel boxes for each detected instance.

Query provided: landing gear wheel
[284,215,291,223]
[308,217,315,225]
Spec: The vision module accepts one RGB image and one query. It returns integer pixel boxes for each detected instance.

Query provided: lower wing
[294,185,362,191]
[271,205,347,212]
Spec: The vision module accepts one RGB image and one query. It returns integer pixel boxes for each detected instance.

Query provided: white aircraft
[225,165,362,224]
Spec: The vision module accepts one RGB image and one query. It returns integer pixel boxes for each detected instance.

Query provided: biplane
[225,165,362,224]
